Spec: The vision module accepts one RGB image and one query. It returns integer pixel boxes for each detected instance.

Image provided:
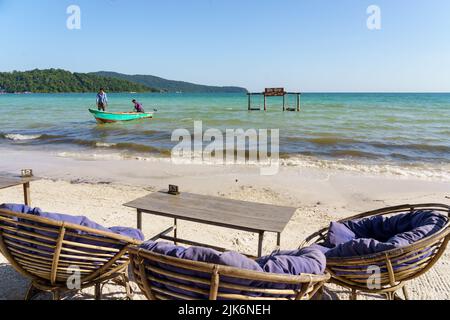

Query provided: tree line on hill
[0,69,157,93]
[0,69,248,94]
[92,71,248,93]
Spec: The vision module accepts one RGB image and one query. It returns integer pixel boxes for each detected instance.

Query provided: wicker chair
[0,208,142,300]
[300,204,450,300]
[129,246,331,300]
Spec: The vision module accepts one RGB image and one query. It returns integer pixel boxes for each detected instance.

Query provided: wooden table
[124,191,297,257]
[0,174,38,206]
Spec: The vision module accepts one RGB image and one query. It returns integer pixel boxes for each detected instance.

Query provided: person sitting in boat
[132,99,145,113]
[96,88,108,111]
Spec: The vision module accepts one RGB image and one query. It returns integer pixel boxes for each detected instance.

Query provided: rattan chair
[0,208,142,300]
[129,246,331,300]
[300,204,450,300]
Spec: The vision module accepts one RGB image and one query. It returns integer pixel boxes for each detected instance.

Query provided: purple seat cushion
[139,241,262,299]
[140,241,326,275]
[327,221,356,247]
[257,247,326,275]
[0,203,144,241]
[140,241,262,271]
[138,241,326,299]
[323,210,447,258]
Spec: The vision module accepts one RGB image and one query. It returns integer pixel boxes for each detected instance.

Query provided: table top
[0,173,38,190]
[124,191,297,233]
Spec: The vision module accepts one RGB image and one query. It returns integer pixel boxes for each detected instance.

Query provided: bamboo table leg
[276,232,281,250]
[137,210,142,231]
[257,231,265,257]
[23,182,31,206]
[402,286,410,300]
[174,218,178,245]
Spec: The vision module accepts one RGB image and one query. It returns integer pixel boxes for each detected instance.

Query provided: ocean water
[0,92,449,179]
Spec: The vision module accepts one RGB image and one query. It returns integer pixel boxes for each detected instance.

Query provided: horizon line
[1,68,449,94]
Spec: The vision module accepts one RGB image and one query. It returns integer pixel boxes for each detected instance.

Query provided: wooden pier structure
[247,88,301,112]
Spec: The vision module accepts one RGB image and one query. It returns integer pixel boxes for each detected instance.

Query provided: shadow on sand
[1,262,366,301]
[0,263,142,300]
[0,263,29,300]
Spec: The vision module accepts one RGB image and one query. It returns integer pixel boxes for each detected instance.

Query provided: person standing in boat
[132,99,145,113]
[96,88,108,111]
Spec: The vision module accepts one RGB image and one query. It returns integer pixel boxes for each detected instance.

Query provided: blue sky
[1,0,449,92]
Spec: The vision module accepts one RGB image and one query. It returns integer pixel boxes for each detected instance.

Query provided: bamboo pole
[209,266,220,300]
[23,182,31,206]
[51,226,66,285]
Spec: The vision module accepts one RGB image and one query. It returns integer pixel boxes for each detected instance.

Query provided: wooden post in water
[264,94,267,112]
[283,94,285,112]
[297,93,301,112]
[247,94,251,111]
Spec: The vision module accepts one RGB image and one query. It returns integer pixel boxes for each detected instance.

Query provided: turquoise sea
[0,92,449,178]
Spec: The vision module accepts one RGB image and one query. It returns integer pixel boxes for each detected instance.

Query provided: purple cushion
[138,241,326,299]
[0,203,144,241]
[326,238,398,258]
[327,222,356,247]
[309,244,332,255]
[140,241,326,275]
[257,247,326,275]
[109,227,145,241]
[139,241,261,299]
[324,210,447,258]
[140,241,262,271]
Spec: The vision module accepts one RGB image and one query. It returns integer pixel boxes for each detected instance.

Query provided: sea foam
[4,134,42,141]
[95,142,117,148]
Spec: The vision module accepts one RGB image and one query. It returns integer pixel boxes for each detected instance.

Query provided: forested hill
[0,69,157,93]
[92,71,248,93]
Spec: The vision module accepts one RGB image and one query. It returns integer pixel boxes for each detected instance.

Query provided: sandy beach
[0,149,449,300]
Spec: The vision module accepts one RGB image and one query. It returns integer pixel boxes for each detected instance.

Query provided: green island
[0,69,157,93]
[0,69,248,94]
[92,71,248,93]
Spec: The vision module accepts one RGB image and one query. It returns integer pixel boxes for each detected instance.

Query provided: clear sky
[1,0,449,92]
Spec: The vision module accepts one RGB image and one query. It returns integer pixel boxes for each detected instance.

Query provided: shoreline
[1,131,449,176]
[1,146,449,183]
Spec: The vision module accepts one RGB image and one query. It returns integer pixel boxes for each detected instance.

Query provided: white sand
[0,149,449,300]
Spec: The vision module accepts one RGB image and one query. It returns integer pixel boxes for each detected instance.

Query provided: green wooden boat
[89,109,153,124]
